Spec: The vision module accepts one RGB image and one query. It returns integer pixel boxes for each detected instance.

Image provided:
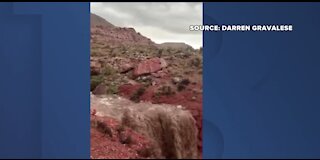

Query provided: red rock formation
[133,58,167,76]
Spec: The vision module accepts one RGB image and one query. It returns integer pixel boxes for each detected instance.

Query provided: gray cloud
[91,2,203,49]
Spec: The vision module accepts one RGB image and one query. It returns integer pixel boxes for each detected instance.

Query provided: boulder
[159,58,168,68]
[119,62,134,73]
[133,58,167,77]
[151,70,167,78]
[92,84,107,95]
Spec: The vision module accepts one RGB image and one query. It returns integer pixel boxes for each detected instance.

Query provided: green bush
[106,84,118,95]
[102,65,116,76]
[91,75,104,91]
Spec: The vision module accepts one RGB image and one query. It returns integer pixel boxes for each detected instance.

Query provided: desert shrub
[130,87,146,103]
[176,79,190,92]
[157,86,175,96]
[106,83,118,95]
[91,75,104,91]
[102,65,116,76]
[119,134,133,145]
[116,125,125,134]
[180,79,190,86]
[96,121,113,138]
[157,49,163,57]
[190,57,202,68]
[177,84,186,92]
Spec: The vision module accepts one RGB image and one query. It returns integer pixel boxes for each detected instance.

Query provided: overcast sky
[91,2,203,49]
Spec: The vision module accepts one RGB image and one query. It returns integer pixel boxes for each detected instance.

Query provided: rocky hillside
[157,42,194,50]
[90,13,202,159]
[91,13,114,28]
[91,14,156,48]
